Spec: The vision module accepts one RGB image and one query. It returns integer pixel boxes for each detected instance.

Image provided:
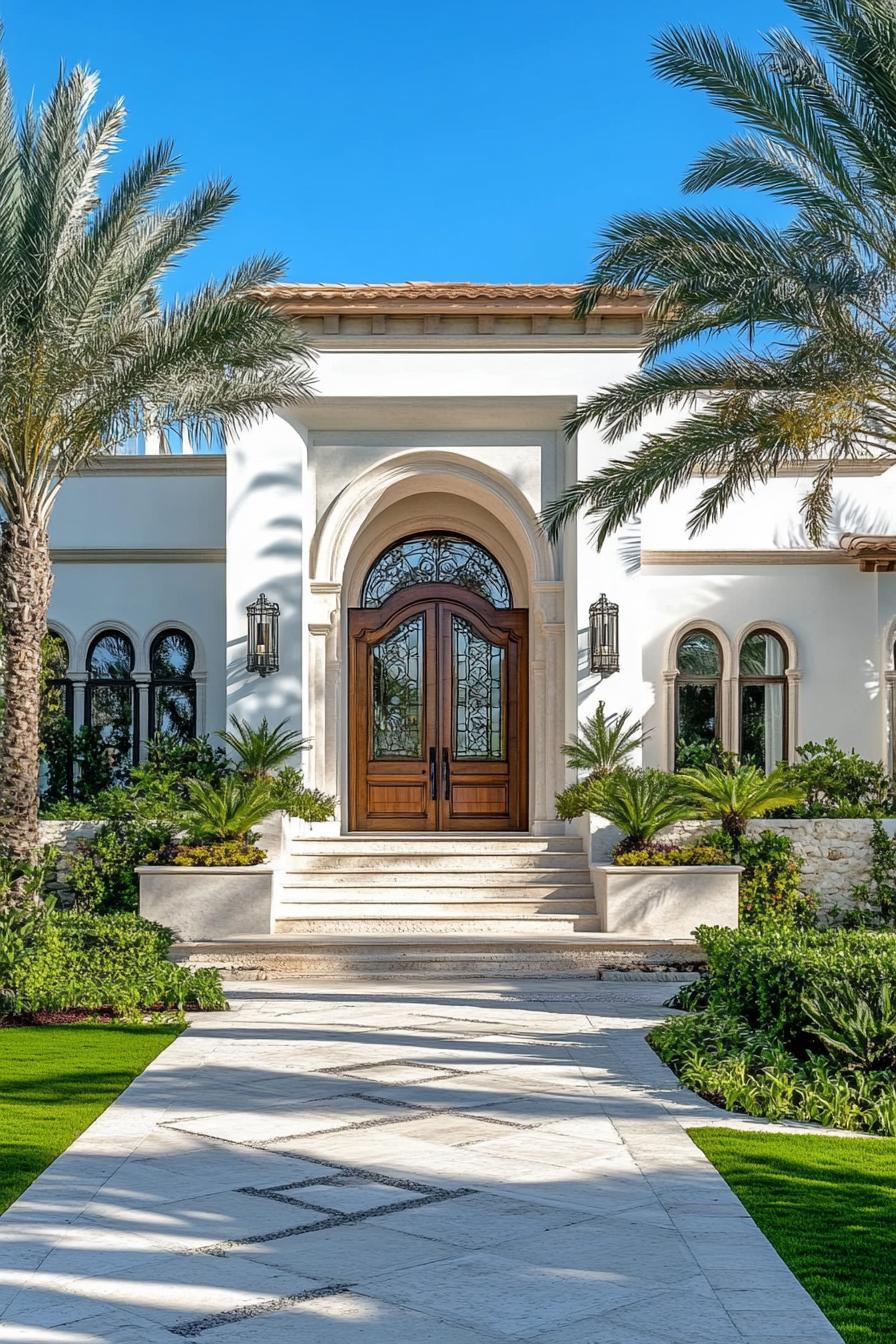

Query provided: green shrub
[614,842,728,866]
[0,910,226,1017]
[846,821,896,927]
[803,983,896,1072]
[674,738,738,772]
[706,828,817,928]
[696,924,896,1047]
[145,839,266,867]
[555,776,604,821]
[650,1009,896,1135]
[68,820,175,914]
[779,739,895,818]
[268,766,336,821]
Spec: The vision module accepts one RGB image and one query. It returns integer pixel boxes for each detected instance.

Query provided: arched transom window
[739,630,788,773]
[361,533,511,608]
[150,630,197,741]
[675,629,722,761]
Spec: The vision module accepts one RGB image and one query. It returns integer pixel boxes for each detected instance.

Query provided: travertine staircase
[276,833,598,937]
[172,828,703,979]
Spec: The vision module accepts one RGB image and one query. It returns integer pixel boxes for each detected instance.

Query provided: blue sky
[2,1,797,292]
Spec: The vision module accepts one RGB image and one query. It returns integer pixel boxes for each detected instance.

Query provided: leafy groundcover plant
[614,842,727,867]
[653,925,896,1135]
[0,905,225,1021]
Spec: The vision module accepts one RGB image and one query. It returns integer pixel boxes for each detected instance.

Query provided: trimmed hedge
[2,910,225,1017]
[697,924,896,1046]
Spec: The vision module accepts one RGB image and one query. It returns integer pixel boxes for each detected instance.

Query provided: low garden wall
[37,820,101,904]
[589,815,896,917]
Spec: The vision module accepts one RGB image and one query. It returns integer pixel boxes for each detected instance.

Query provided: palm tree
[0,51,314,857]
[542,0,896,548]
[562,702,649,778]
[677,764,805,854]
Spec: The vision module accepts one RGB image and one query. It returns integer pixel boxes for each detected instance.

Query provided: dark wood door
[348,584,527,831]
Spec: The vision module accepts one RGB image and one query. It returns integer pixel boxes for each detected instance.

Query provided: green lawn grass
[0,1023,181,1213]
[690,1127,896,1344]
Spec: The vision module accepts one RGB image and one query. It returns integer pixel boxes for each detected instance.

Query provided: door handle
[442,746,450,800]
[429,747,437,801]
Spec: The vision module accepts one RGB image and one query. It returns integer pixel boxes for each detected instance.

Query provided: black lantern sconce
[246,593,280,677]
[589,593,619,676]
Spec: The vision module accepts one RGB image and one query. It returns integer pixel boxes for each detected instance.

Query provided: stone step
[288,836,584,856]
[172,934,703,980]
[279,882,594,901]
[274,915,603,935]
[276,898,596,918]
[286,853,590,874]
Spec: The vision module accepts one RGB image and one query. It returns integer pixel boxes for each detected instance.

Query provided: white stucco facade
[47,283,896,829]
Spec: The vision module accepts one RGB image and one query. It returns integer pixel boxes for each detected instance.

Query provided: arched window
[86,630,137,772]
[676,630,722,761]
[361,533,511,608]
[150,630,197,741]
[739,630,788,773]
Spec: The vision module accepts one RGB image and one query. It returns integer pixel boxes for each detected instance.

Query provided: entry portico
[225,281,650,836]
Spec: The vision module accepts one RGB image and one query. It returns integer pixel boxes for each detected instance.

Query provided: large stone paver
[0,980,842,1342]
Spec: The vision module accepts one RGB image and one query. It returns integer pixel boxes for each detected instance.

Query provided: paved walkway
[0,980,842,1343]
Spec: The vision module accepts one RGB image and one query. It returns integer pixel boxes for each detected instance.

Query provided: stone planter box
[593,864,741,939]
[137,866,275,941]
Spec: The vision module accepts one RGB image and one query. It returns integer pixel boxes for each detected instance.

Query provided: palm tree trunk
[0,521,52,858]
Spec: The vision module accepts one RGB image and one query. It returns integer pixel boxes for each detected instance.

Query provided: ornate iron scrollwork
[361,533,511,608]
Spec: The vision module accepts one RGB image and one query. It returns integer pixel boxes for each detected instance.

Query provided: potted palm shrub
[586,770,742,938]
[136,777,278,942]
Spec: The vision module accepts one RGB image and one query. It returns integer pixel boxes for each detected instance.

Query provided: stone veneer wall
[657,818,896,917]
[37,820,101,904]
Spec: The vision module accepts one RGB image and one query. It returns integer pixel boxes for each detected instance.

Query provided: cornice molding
[76,456,226,476]
[839,533,896,572]
[642,549,850,566]
[51,548,225,564]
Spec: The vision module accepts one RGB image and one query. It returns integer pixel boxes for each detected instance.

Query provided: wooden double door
[348,584,528,831]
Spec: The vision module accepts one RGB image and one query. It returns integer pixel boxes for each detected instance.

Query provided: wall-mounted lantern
[589,593,619,676]
[246,593,279,677]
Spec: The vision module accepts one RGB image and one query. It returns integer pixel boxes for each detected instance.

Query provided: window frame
[148,628,197,741]
[674,628,723,759]
[85,628,139,764]
[737,628,789,770]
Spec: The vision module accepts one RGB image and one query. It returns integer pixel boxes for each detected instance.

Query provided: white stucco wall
[40,326,896,813]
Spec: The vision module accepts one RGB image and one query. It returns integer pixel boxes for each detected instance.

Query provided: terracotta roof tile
[258,281,649,314]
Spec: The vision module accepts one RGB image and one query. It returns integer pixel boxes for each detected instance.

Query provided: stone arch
[307,451,565,832]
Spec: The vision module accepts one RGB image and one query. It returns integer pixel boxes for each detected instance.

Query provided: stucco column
[307,581,341,806]
[70,677,87,736]
[133,674,150,761]
[531,581,565,835]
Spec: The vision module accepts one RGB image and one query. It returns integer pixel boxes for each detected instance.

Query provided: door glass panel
[452,616,505,760]
[371,614,424,759]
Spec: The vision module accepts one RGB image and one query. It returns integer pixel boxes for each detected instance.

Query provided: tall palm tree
[542,0,896,548]
[0,52,314,857]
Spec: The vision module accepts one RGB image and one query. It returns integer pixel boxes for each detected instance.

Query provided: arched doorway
[348,533,528,830]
